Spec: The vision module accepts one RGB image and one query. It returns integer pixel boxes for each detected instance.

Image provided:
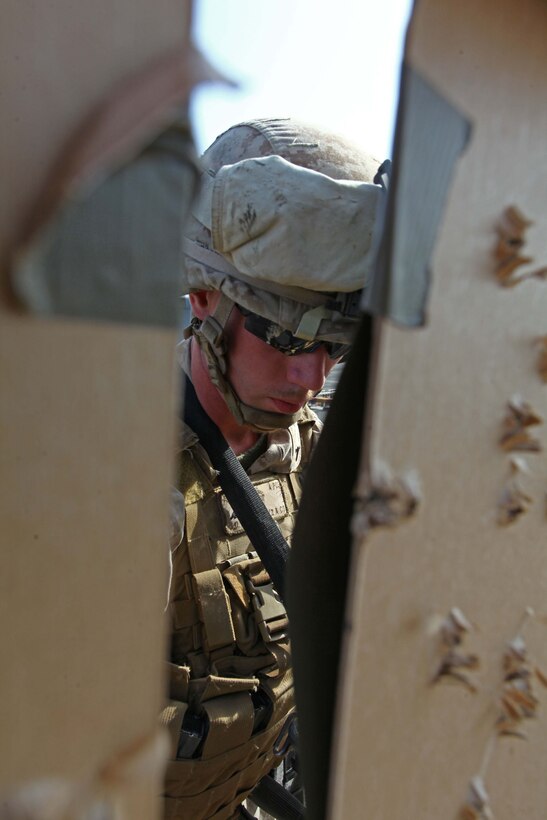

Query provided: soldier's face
[224,302,338,415]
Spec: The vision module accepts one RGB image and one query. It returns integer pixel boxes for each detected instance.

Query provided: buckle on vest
[246,579,289,643]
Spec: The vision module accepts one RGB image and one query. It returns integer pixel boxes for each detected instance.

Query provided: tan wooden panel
[330,1,547,818]
[0,4,195,815]
[0,312,178,815]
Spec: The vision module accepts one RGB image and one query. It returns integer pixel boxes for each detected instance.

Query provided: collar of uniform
[248,426,301,474]
[177,336,192,376]
[179,414,304,473]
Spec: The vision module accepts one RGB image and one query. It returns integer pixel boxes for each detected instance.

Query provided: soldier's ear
[188,289,220,320]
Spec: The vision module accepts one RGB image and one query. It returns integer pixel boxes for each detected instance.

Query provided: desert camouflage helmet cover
[184,118,383,344]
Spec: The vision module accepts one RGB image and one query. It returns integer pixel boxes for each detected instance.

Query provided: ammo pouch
[163,553,295,819]
[221,552,289,657]
[162,447,305,817]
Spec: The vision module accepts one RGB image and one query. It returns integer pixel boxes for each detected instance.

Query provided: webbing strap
[171,597,199,630]
[188,674,259,705]
[250,775,305,820]
[201,693,255,759]
[159,700,188,758]
[167,662,190,702]
[183,473,216,574]
[265,642,291,677]
[193,568,236,651]
[183,237,240,277]
[213,653,281,678]
[188,530,216,575]
[183,376,289,601]
[294,304,332,341]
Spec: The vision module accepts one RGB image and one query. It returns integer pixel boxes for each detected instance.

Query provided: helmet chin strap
[191,292,302,433]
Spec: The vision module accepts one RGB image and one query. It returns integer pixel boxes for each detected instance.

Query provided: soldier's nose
[286,347,329,393]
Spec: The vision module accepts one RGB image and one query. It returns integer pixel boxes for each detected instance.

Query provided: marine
[161,117,384,819]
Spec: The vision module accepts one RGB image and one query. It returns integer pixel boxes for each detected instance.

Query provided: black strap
[182,375,290,601]
[249,775,305,820]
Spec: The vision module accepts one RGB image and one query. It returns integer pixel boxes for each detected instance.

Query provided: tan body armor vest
[162,409,319,820]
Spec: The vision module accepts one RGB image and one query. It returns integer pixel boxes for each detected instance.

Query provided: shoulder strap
[182,375,290,602]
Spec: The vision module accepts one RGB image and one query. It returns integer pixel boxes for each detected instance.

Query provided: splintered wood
[535,336,547,383]
[351,462,421,539]
[497,394,543,525]
[460,776,494,820]
[492,205,547,523]
[494,206,547,287]
[497,633,547,740]
[496,612,547,742]
[497,456,532,526]
[457,611,547,819]
[498,394,543,452]
[432,608,480,693]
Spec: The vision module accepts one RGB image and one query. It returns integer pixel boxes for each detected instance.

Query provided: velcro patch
[220,478,288,535]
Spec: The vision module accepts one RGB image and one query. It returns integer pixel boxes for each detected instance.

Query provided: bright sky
[190,0,413,160]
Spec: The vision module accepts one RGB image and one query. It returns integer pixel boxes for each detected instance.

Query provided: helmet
[184,117,383,431]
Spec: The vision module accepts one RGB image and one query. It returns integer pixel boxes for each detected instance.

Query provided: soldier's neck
[189,341,259,456]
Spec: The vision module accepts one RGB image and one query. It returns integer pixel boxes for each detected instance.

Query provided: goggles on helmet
[237,304,350,360]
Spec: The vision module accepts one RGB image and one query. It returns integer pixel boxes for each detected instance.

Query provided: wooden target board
[0,2,197,817]
[329,1,547,818]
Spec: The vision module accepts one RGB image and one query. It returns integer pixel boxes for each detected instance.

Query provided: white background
[190,0,413,159]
